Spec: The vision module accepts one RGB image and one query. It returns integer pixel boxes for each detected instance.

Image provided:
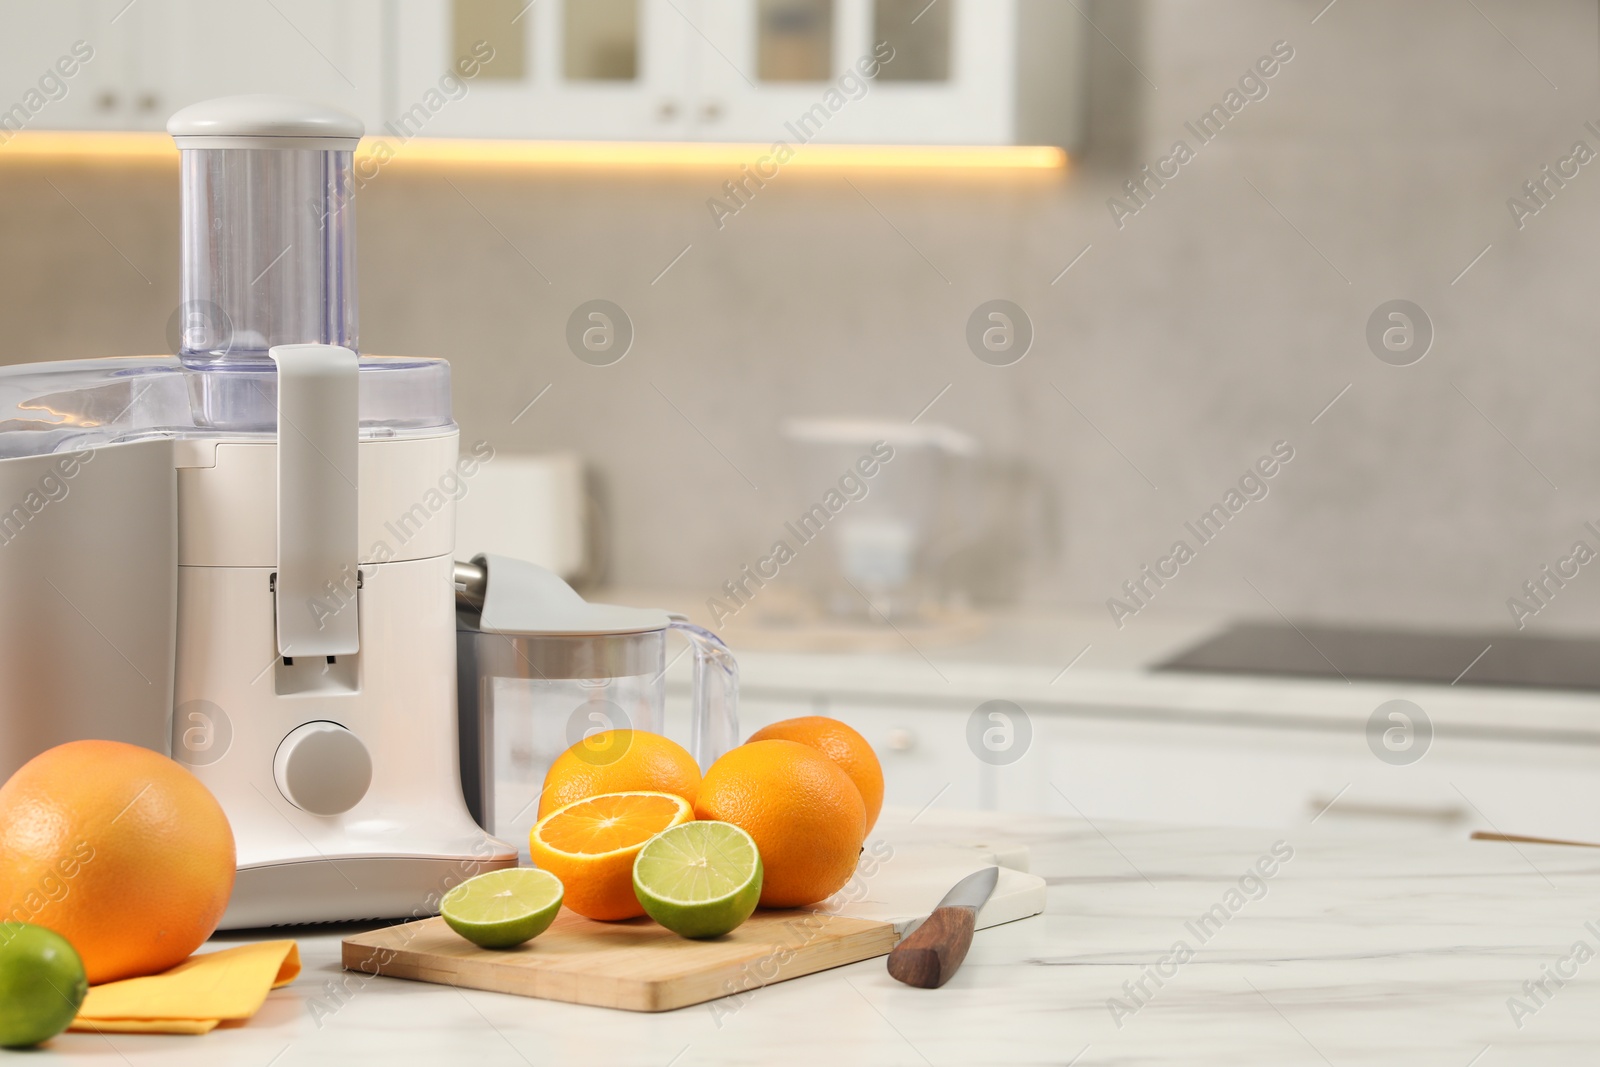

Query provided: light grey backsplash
[4,0,1600,636]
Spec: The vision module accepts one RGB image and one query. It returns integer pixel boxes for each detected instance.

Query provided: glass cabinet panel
[452,0,528,80]
[400,0,1067,146]
[873,0,951,81]
[756,0,833,82]
[564,0,639,81]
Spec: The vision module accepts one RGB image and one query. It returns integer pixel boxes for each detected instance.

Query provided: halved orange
[528,791,693,920]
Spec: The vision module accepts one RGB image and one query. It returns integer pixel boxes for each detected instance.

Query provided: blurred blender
[783,418,978,623]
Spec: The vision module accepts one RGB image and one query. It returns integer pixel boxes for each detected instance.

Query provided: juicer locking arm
[270,344,361,659]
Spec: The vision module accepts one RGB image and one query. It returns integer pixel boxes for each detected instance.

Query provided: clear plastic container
[171,97,361,367]
[454,556,739,859]
[457,621,738,860]
[177,147,357,366]
[783,419,978,620]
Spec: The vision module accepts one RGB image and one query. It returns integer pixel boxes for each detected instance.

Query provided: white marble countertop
[38,807,1600,1065]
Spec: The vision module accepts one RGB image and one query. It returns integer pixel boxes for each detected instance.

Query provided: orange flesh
[536,794,685,855]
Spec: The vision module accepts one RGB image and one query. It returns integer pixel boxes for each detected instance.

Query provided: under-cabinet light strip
[0,131,1067,170]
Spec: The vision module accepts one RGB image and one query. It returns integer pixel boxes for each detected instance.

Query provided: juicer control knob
[273,721,372,816]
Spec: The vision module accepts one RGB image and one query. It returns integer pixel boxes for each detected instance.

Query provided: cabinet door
[691,0,1015,145]
[1016,711,1600,844]
[392,0,691,140]
[0,2,117,132]
[93,0,171,129]
[738,687,1600,843]
[157,0,385,132]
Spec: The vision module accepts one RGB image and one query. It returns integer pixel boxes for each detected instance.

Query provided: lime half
[0,923,87,1048]
[633,821,763,939]
[441,868,564,949]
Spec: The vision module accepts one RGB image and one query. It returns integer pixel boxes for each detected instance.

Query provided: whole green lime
[0,923,88,1048]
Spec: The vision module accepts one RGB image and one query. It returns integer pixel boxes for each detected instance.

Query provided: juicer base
[220,849,518,930]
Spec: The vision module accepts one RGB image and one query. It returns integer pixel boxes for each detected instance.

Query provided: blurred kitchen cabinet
[393,0,1084,145]
[88,0,169,129]
[737,696,992,813]
[694,0,1083,146]
[736,681,1600,843]
[392,0,694,140]
[0,0,1083,147]
[0,2,119,130]
[156,0,385,129]
[1015,712,1600,845]
[0,0,384,133]
[4,0,1082,146]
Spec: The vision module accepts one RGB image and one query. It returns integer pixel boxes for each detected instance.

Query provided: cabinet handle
[1307,796,1467,823]
[700,100,723,122]
[137,93,160,113]
[96,91,118,112]
[1472,831,1600,849]
[886,728,914,753]
[656,99,679,122]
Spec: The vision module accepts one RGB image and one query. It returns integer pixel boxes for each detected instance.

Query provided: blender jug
[455,554,738,858]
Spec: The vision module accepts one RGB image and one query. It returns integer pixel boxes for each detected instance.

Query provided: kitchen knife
[886,866,999,989]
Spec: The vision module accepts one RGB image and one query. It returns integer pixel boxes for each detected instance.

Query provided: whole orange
[528,791,692,920]
[538,730,701,818]
[747,716,883,833]
[0,740,235,984]
[694,740,866,909]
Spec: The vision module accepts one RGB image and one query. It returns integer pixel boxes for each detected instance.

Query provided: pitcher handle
[668,615,739,771]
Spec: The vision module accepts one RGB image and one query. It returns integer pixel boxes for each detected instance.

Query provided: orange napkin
[69,940,300,1035]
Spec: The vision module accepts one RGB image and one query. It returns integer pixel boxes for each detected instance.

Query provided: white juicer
[0,96,515,926]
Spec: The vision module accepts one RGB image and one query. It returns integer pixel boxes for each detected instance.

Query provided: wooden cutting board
[341,845,1046,1012]
[342,909,897,1012]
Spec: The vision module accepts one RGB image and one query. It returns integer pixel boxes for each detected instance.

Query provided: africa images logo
[1106,442,1295,628]
[1106,40,1295,230]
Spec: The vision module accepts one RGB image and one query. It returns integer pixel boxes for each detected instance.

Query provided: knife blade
[886,866,999,988]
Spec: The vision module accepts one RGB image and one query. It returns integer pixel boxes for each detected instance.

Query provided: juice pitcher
[454,554,738,857]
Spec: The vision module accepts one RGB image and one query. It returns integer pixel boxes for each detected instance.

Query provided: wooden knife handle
[887,906,976,988]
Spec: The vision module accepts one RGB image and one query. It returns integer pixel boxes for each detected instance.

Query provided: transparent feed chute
[171,93,359,367]
[0,96,450,449]
[177,145,358,367]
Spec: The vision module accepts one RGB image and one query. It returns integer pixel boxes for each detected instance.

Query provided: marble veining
[31,807,1600,1064]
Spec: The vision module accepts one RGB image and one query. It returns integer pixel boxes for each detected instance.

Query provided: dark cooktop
[1156,621,1600,692]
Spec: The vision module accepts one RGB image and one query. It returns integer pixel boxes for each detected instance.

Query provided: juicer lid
[470,554,671,636]
[167,94,363,150]
[0,355,454,457]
